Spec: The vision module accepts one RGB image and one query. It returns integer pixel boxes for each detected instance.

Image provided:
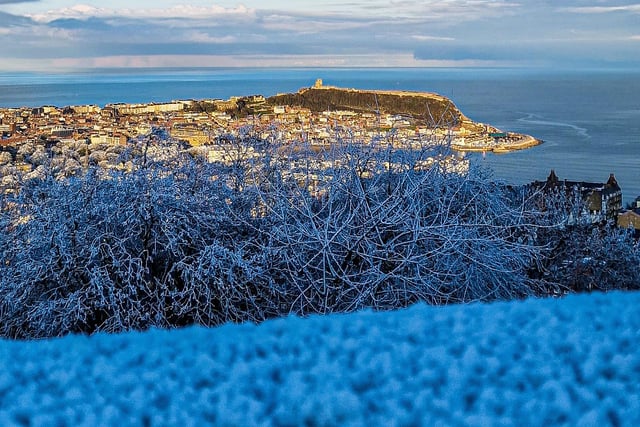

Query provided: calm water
[1,68,639,202]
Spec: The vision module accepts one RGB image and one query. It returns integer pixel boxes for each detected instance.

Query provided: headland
[0,80,540,154]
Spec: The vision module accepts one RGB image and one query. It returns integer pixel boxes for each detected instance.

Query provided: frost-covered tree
[0,151,12,165]
[0,134,276,338]
[0,127,634,339]
[532,222,640,293]
[261,144,543,313]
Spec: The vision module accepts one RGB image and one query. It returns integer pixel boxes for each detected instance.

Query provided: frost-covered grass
[1,291,639,426]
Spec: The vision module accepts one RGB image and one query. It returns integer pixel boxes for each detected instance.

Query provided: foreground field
[1,291,639,426]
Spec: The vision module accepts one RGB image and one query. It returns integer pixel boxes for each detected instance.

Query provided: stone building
[530,170,623,222]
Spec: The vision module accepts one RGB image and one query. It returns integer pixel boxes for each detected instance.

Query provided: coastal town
[0,81,540,156]
[3,82,640,231]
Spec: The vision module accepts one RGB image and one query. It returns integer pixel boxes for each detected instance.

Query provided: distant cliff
[266,86,468,126]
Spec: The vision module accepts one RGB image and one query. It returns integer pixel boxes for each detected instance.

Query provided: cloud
[1,1,639,70]
[0,0,38,4]
[259,13,373,33]
[47,17,112,30]
[562,4,640,14]
[28,4,256,23]
[316,0,521,20]
[412,35,455,42]
[41,53,512,70]
[184,32,237,44]
[0,10,35,26]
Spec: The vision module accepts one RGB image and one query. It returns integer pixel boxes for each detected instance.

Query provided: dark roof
[534,170,621,193]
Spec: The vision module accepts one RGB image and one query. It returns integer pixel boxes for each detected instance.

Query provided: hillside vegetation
[0,131,638,339]
[267,87,466,125]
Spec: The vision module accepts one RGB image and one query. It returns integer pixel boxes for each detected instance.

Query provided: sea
[1,67,639,204]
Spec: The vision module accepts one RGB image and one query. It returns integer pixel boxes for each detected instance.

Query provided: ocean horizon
[1,67,639,204]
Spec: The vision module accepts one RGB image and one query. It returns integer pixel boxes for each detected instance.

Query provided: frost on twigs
[0,129,637,338]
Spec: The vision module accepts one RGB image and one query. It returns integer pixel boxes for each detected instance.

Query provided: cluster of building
[2,98,639,231]
[0,91,533,155]
[0,96,472,187]
[0,103,151,148]
[0,95,475,173]
[529,170,640,232]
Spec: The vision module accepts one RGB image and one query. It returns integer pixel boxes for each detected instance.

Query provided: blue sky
[0,0,638,70]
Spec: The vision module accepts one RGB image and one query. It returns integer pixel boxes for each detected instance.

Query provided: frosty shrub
[533,222,640,293]
[0,129,636,338]
[0,136,260,338]
[263,147,542,312]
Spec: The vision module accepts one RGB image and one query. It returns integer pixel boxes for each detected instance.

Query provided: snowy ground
[1,291,639,426]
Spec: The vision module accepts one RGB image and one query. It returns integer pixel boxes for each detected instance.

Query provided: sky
[0,0,638,70]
